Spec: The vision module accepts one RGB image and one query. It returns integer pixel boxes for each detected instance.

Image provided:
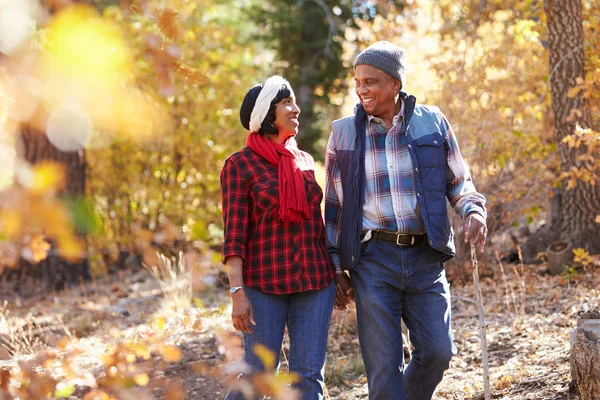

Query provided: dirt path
[1,262,597,399]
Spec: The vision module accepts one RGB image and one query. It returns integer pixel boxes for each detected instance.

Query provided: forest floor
[1,250,599,400]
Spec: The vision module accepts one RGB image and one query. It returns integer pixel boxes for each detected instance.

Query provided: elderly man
[325,41,488,400]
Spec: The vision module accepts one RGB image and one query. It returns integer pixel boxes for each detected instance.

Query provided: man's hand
[464,213,487,254]
[334,273,354,310]
[231,290,256,333]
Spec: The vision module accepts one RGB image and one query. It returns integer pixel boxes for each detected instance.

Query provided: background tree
[244,0,412,158]
[13,125,91,291]
[540,0,600,253]
[85,0,265,273]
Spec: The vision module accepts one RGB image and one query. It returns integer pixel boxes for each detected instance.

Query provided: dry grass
[142,251,192,315]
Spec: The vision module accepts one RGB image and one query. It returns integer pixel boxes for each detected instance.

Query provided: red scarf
[246,133,310,222]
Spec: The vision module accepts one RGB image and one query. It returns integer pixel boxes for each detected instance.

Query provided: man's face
[354,65,400,117]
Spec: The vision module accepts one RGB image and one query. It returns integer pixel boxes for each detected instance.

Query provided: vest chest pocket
[413,132,447,168]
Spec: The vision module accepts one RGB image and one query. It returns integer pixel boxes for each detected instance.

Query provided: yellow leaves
[83,391,116,400]
[44,5,131,79]
[132,343,152,360]
[30,162,66,195]
[0,212,21,238]
[566,108,584,122]
[247,344,301,398]
[596,215,600,224]
[133,373,149,386]
[253,344,276,371]
[54,384,75,398]
[567,86,583,98]
[559,127,600,189]
[154,317,166,331]
[0,161,84,264]
[3,4,172,146]
[572,248,593,268]
[251,370,301,400]
[58,236,85,262]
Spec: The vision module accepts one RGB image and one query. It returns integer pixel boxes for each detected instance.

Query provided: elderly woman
[220,76,335,400]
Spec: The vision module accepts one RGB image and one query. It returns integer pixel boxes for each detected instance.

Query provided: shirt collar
[366,97,404,127]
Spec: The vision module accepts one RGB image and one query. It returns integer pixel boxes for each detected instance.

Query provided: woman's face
[272,96,301,140]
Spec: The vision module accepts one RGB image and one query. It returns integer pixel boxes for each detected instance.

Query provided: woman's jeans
[351,239,457,400]
[225,283,335,400]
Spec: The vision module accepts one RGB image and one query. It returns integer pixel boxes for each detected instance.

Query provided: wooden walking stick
[471,247,491,400]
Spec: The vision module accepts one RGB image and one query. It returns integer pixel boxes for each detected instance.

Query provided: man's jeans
[225,283,335,400]
[351,239,457,400]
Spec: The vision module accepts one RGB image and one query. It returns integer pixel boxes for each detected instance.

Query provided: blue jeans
[350,239,457,400]
[225,283,335,400]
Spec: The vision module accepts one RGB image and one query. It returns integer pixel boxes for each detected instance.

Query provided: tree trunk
[12,125,91,293]
[534,0,600,254]
[287,4,322,156]
[570,313,600,400]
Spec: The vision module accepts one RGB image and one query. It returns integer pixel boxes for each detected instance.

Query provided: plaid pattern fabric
[221,147,335,294]
[362,101,427,234]
[325,104,486,270]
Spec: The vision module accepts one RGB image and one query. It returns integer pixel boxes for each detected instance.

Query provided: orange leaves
[22,234,51,263]
[129,4,208,95]
[97,340,183,396]
[493,374,515,390]
[0,369,12,400]
[559,126,600,190]
[157,8,180,40]
[156,344,182,363]
[0,162,84,266]
[163,380,185,400]
[247,344,301,399]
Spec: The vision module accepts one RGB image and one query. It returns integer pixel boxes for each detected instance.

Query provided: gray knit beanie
[354,41,407,88]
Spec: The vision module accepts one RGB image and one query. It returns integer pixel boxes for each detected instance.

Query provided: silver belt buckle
[396,234,415,246]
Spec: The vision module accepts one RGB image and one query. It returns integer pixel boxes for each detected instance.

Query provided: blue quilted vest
[329,92,456,270]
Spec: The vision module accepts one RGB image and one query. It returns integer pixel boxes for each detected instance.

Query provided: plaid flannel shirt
[221,147,335,294]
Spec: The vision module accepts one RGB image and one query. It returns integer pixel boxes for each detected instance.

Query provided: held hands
[464,213,488,254]
[231,289,256,333]
[334,273,354,310]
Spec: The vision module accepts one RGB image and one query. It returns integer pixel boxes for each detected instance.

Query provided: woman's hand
[231,289,256,333]
[334,273,354,310]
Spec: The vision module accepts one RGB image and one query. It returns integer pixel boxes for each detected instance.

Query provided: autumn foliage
[0,0,599,399]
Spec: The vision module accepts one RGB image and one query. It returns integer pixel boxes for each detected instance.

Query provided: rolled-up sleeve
[220,158,249,263]
[441,113,487,221]
[325,133,344,271]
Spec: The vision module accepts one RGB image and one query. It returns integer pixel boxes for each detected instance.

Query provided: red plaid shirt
[220,146,335,294]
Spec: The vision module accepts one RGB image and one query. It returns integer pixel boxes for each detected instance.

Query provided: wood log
[547,241,573,275]
[570,313,600,400]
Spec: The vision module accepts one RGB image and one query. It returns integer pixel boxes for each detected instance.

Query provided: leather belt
[368,231,426,247]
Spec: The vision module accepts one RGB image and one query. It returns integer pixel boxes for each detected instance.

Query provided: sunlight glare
[0,3,32,55]
[0,143,16,189]
[46,102,93,151]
